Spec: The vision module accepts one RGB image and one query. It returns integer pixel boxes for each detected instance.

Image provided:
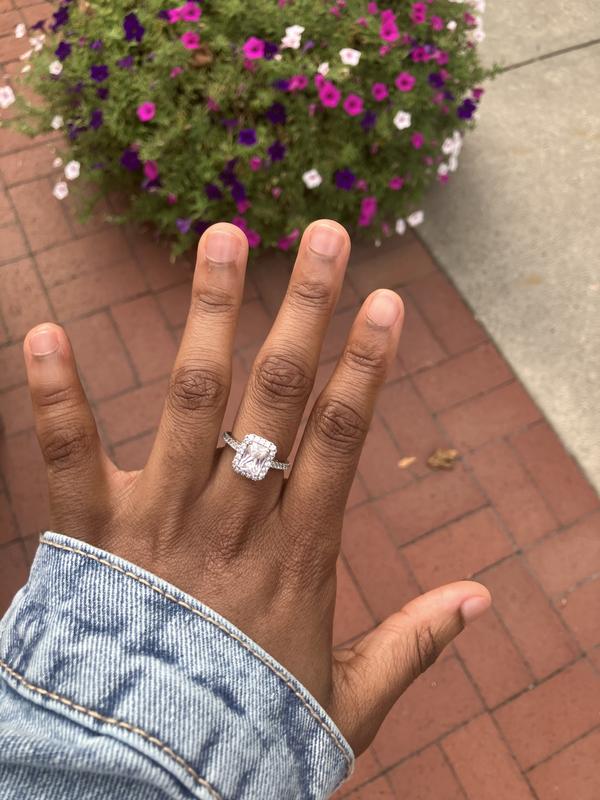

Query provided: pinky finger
[23,323,114,534]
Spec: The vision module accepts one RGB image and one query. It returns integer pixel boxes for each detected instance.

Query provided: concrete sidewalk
[420,3,600,492]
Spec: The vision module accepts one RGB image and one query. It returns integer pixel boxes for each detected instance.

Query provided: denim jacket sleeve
[0,532,354,799]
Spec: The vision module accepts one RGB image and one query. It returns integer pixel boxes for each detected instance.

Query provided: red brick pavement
[1,23,600,796]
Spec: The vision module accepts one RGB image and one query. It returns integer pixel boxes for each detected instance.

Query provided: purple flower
[55,41,71,61]
[266,102,286,125]
[194,220,211,236]
[361,110,377,131]
[90,109,103,129]
[231,180,246,202]
[267,141,286,161]
[121,147,142,171]
[124,12,145,42]
[428,72,445,88]
[117,55,134,69]
[31,19,46,30]
[238,128,257,146]
[273,79,290,91]
[457,98,477,119]
[222,117,238,129]
[90,39,103,50]
[97,87,109,100]
[335,169,356,191]
[50,5,69,31]
[263,41,278,60]
[205,183,223,200]
[177,218,192,234]
[90,64,109,82]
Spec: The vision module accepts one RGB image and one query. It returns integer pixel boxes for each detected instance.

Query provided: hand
[22,220,490,755]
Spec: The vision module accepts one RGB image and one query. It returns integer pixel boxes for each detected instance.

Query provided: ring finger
[214,219,350,505]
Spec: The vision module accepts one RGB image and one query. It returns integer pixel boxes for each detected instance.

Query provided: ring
[223,432,290,481]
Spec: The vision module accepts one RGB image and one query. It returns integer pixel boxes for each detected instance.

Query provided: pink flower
[380,9,396,22]
[430,15,444,30]
[388,176,404,190]
[411,131,425,149]
[473,87,485,100]
[180,1,201,21]
[367,1,378,12]
[278,228,300,250]
[232,216,248,231]
[249,156,262,171]
[206,97,220,111]
[436,50,449,65]
[343,94,364,116]
[379,45,390,55]
[356,179,368,191]
[357,16,368,26]
[170,66,183,77]
[410,2,427,23]
[319,81,341,108]
[358,196,377,227]
[308,102,317,116]
[237,199,250,214]
[246,229,261,248]
[289,74,308,91]
[243,36,265,59]
[167,8,181,23]
[137,101,156,122]
[411,46,426,61]
[243,58,257,71]
[181,31,200,49]
[314,73,325,90]
[167,193,177,205]
[371,82,389,101]
[329,6,340,16]
[271,187,282,198]
[439,174,449,184]
[395,72,416,92]
[144,160,159,180]
[380,19,400,41]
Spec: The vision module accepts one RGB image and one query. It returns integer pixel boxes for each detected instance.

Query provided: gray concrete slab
[479,0,600,67]
[419,44,600,492]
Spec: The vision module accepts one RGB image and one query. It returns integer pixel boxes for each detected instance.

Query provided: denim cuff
[0,532,354,799]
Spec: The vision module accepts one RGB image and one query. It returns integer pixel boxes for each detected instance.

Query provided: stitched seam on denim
[0,658,221,800]
[41,537,352,770]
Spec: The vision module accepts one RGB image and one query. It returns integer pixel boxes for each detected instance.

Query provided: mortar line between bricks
[523,722,600,777]
[0,467,22,541]
[500,38,600,74]
[105,305,143,390]
[437,741,470,800]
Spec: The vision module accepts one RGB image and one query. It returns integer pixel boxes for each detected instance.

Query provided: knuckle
[343,342,388,380]
[36,385,77,410]
[168,365,227,414]
[252,352,312,406]
[287,279,332,311]
[312,399,367,452]
[191,283,237,316]
[43,423,94,472]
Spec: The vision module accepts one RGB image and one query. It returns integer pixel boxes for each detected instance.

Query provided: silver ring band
[223,432,290,481]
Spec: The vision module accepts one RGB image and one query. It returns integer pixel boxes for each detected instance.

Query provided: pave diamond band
[223,432,290,481]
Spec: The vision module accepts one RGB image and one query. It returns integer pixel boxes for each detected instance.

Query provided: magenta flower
[395,72,416,92]
[436,50,449,65]
[319,81,341,108]
[411,131,425,149]
[314,73,325,90]
[243,36,265,59]
[137,102,156,122]
[170,66,183,77]
[380,9,396,22]
[144,160,159,180]
[367,1,378,12]
[371,82,389,101]
[379,45,390,55]
[289,74,308,91]
[167,193,177,205]
[357,17,368,26]
[358,196,377,227]
[430,15,444,30]
[246,229,261,248]
[388,176,404,190]
[278,228,300,250]
[410,2,427,23]
[380,19,400,41]
[180,1,201,21]
[167,8,181,23]
[181,31,200,49]
[343,94,364,116]
[249,156,262,171]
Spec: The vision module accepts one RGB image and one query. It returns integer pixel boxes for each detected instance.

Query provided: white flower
[0,85,15,109]
[339,48,361,66]
[449,154,459,172]
[286,25,305,38]
[15,23,26,38]
[49,60,63,76]
[395,219,406,235]
[447,20,457,30]
[437,163,449,176]
[473,0,486,12]
[51,115,64,130]
[374,239,382,248]
[393,110,412,130]
[21,64,31,73]
[19,49,32,61]
[52,157,63,168]
[30,34,44,52]
[64,160,81,180]
[281,34,301,49]
[52,181,69,200]
[302,169,322,189]
[407,210,424,227]
[317,62,329,76]
[472,28,486,43]
[273,53,283,61]
[441,137,456,155]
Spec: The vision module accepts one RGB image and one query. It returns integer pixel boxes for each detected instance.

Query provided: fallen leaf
[397,456,417,469]
[427,448,460,470]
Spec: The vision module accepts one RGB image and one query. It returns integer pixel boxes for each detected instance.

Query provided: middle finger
[214,219,350,504]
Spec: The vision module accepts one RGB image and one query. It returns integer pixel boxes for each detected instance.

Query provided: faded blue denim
[0,532,354,798]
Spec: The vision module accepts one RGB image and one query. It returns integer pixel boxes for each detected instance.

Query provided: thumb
[330,581,491,754]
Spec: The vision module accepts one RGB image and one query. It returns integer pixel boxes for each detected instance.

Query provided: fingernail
[29,328,59,357]
[205,229,240,264]
[460,595,491,624]
[309,223,344,259]
[367,291,401,328]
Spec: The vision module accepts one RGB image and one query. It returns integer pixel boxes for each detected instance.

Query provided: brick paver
[0,127,599,797]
